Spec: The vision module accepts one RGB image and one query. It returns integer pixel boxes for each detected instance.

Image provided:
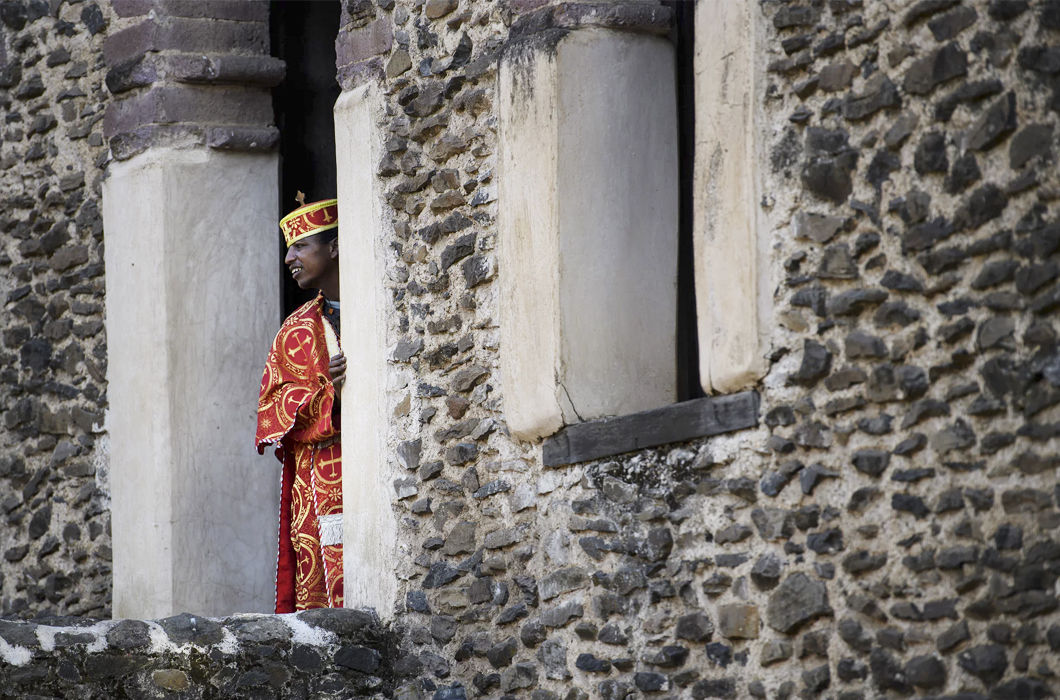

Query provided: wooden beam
[542,391,759,467]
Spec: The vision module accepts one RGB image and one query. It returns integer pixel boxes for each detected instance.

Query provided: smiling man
[255,197,346,611]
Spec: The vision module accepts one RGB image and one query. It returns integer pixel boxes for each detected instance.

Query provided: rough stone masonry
[1,0,1059,698]
[357,0,1060,697]
[0,0,113,620]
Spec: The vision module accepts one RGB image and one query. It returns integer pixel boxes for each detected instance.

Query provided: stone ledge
[0,609,401,697]
[103,16,268,66]
[103,85,272,139]
[167,53,285,87]
[542,391,760,467]
[106,54,286,95]
[206,125,279,151]
[107,123,204,161]
[107,123,279,162]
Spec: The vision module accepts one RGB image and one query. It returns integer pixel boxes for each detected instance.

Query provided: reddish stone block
[104,85,273,138]
[206,125,279,150]
[111,0,154,18]
[168,54,285,87]
[337,56,384,91]
[104,20,158,65]
[104,17,268,66]
[105,55,160,95]
[107,123,206,160]
[335,17,393,66]
[163,17,268,56]
[166,0,269,21]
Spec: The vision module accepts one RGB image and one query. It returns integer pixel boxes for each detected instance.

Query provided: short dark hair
[318,227,338,244]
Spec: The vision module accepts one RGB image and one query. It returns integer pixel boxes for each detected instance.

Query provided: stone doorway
[270,0,342,317]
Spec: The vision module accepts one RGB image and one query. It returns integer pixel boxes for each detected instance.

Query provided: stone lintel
[108,122,205,161]
[109,123,281,161]
[206,125,280,151]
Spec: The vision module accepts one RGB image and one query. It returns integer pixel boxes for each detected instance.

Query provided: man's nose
[284,247,296,265]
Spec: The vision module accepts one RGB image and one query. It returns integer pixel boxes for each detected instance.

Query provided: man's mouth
[291,266,303,276]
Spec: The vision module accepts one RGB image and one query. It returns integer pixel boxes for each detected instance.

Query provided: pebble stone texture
[0,0,114,620]
[347,0,1060,698]
[0,0,281,623]
[2,0,1060,699]
[0,608,403,698]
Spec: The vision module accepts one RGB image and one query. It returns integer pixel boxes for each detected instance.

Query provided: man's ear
[329,237,339,259]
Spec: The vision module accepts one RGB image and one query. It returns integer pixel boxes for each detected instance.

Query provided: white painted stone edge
[335,83,399,619]
[694,0,772,394]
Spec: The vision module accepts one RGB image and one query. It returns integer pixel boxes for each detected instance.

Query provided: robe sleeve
[256,317,337,454]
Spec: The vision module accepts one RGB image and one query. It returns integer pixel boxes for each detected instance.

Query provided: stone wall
[0,0,114,619]
[0,608,401,698]
[753,0,1059,695]
[337,0,1060,698]
[1,0,1058,698]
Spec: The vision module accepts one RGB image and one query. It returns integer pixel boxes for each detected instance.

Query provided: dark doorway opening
[666,0,705,401]
[270,0,341,318]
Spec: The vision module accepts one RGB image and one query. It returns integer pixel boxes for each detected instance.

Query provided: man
[256,197,346,611]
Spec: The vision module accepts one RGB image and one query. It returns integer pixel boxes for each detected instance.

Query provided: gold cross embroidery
[317,454,341,480]
[290,333,314,362]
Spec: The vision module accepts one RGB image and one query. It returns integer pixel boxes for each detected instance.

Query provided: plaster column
[334,83,398,617]
[498,28,679,442]
[103,148,280,618]
[693,1,771,393]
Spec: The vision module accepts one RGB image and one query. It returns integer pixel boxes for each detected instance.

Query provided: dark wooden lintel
[542,391,759,467]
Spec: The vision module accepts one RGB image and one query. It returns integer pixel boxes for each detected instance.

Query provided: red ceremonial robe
[256,294,344,612]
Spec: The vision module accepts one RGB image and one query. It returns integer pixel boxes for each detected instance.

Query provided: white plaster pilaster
[498,28,679,442]
[334,83,398,618]
[694,1,772,393]
[103,148,280,618]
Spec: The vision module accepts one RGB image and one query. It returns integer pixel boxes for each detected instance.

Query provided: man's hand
[328,352,346,396]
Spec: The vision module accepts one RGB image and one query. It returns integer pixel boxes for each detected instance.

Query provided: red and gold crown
[280,198,338,247]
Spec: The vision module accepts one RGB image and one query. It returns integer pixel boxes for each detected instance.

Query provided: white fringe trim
[318,513,343,547]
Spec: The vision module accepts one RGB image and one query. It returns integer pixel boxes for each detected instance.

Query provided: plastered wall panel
[335,84,399,617]
[104,148,279,618]
[499,28,678,441]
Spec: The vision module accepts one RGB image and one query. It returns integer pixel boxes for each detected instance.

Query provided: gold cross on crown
[295,190,306,207]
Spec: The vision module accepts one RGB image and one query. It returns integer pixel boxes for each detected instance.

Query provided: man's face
[284,233,338,291]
